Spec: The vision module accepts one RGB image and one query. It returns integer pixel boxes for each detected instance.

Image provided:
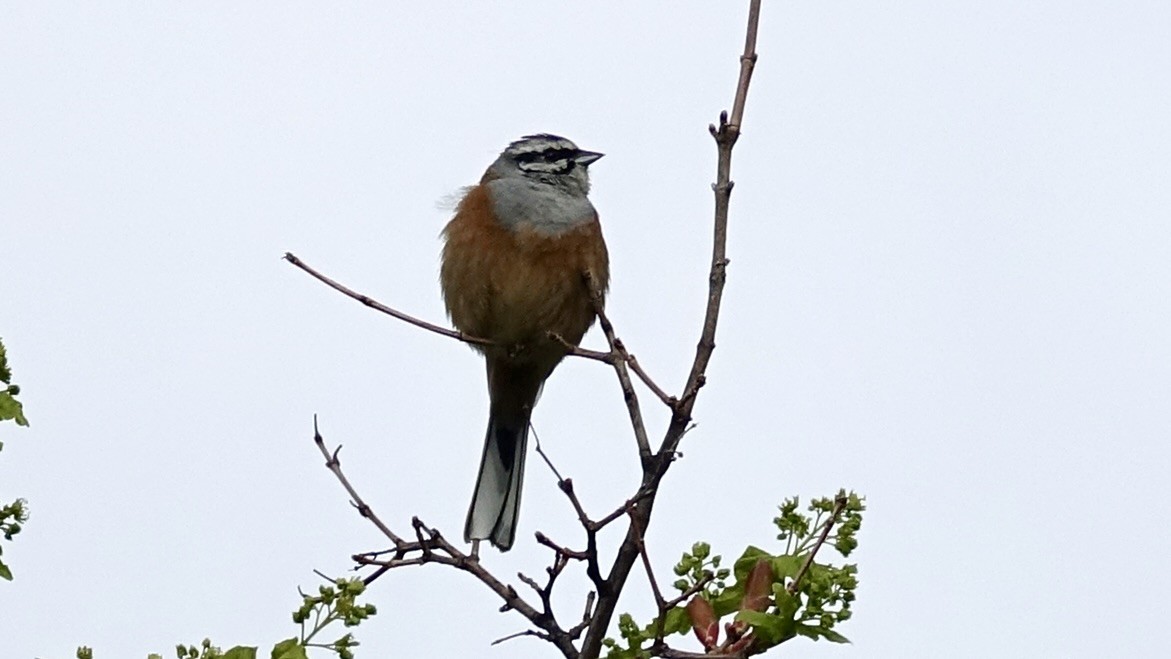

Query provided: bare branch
[624,349,676,408]
[629,508,667,612]
[287,251,664,396]
[582,270,653,460]
[285,252,494,348]
[536,532,590,561]
[567,592,597,639]
[492,629,549,646]
[728,0,761,130]
[313,416,406,547]
[579,3,764,655]
[311,419,581,659]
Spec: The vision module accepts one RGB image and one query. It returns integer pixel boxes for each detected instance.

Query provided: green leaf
[818,627,851,643]
[770,554,803,580]
[0,559,12,580]
[0,339,12,383]
[658,606,692,636]
[221,647,258,659]
[710,580,745,617]
[773,585,800,621]
[733,546,773,583]
[271,638,308,659]
[0,340,26,426]
[794,623,850,643]
[735,609,794,648]
[0,392,28,427]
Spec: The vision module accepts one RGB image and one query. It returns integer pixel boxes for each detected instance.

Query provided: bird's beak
[574,150,604,166]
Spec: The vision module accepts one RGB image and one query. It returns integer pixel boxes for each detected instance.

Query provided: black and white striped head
[487,134,603,194]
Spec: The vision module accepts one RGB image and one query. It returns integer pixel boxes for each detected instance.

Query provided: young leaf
[271,638,308,659]
[658,606,692,637]
[735,609,793,648]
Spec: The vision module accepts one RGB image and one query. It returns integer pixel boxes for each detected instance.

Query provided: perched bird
[440,134,610,551]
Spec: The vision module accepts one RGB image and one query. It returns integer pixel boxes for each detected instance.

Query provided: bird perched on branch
[440,134,610,551]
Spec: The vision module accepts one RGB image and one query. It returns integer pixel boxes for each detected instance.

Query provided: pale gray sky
[2,2,1169,658]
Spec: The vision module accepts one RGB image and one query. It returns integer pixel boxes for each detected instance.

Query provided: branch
[313,416,406,548]
[579,3,763,656]
[312,419,580,659]
[532,425,616,591]
[728,0,761,130]
[284,252,495,348]
[286,250,667,403]
[582,270,652,460]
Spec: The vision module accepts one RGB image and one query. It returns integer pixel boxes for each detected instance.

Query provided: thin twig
[728,0,761,130]
[531,423,567,483]
[285,252,494,348]
[287,251,655,380]
[580,3,763,655]
[628,506,673,648]
[566,592,597,639]
[551,330,674,407]
[531,424,595,534]
[311,418,581,659]
[624,349,676,408]
[583,271,653,460]
[492,629,548,646]
[313,416,406,546]
[536,532,590,561]
[629,509,666,612]
[530,422,606,592]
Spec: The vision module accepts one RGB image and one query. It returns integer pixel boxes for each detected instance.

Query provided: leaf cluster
[0,338,29,427]
[0,337,29,581]
[0,497,28,581]
[671,541,731,596]
[603,490,864,658]
[73,577,377,659]
[292,577,377,658]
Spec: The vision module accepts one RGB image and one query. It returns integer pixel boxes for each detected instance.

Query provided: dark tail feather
[464,411,529,551]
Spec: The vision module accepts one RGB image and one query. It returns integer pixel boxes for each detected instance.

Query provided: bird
[440,134,610,552]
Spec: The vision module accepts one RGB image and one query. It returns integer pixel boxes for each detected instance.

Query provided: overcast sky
[3,2,1169,658]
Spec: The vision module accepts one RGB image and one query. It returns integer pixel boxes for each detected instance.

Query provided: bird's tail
[464,410,529,551]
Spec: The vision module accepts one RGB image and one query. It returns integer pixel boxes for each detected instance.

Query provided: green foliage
[0,497,28,581]
[73,577,375,658]
[603,489,865,657]
[170,638,244,659]
[0,337,29,581]
[0,338,29,427]
[292,577,376,659]
[671,541,731,596]
[599,613,652,659]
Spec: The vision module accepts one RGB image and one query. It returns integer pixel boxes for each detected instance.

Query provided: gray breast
[486,178,597,236]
